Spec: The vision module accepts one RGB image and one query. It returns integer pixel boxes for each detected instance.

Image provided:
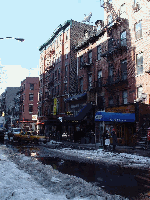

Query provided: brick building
[38,20,93,135]
[19,77,39,131]
[66,0,150,145]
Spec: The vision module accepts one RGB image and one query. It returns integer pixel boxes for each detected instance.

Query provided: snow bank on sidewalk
[0,145,130,200]
[54,148,150,169]
[0,145,67,200]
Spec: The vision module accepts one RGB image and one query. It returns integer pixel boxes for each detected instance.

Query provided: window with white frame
[120,30,127,46]
[97,45,102,60]
[136,52,143,75]
[135,21,142,40]
[123,90,128,104]
[29,104,33,113]
[29,93,34,101]
[121,59,127,80]
[137,86,143,98]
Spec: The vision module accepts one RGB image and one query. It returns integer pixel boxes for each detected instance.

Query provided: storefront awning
[95,111,135,122]
[65,93,87,102]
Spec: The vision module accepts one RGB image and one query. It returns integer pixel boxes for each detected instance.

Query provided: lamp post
[0,37,25,42]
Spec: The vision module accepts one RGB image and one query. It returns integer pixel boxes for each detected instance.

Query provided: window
[135,21,142,40]
[29,104,33,113]
[79,77,83,93]
[59,52,61,62]
[109,97,114,106]
[97,45,102,60]
[137,86,143,98]
[80,55,83,68]
[55,70,57,79]
[88,51,92,64]
[64,83,67,93]
[98,70,102,87]
[66,48,68,59]
[120,31,127,46]
[121,59,127,80]
[29,93,34,101]
[108,64,114,83]
[30,83,34,90]
[88,74,92,90]
[84,30,88,39]
[65,65,68,77]
[58,69,60,80]
[57,85,59,96]
[108,38,114,52]
[123,90,128,104]
[134,0,141,10]
[136,52,143,75]
[66,30,69,41]
[108,14,113,27]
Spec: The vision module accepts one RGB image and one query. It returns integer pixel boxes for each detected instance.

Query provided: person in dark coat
[102,131,107,150]
[112,131,118,151]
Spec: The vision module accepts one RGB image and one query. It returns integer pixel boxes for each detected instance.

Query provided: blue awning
[65,93,87,102]
[95,111,135,122]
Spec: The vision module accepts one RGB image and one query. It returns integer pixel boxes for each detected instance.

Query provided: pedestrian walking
[112,131,118,151]
[105,130,110,150]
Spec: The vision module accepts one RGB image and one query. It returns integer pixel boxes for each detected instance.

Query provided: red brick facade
[19,77,39,121]
[38,20,93,121]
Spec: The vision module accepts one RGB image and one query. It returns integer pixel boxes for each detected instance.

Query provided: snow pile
[54,148,150,169]
[0,145,129,200]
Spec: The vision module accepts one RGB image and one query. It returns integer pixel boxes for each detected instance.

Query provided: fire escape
[100,0,128,93]
[41,49,55,118]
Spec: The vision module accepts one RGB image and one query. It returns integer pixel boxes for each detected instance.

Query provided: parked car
[8,128,21,141]
[13,131,49,144]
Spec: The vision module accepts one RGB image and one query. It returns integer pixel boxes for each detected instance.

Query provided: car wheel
[34,139,38,145]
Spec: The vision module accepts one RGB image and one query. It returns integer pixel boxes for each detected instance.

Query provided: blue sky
[0,0,104,94]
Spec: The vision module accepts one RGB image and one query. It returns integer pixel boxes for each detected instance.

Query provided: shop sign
[53,106,57,115]
[106,105,135,113]
[32,115,37,120]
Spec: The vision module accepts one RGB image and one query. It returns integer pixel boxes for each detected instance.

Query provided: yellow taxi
[13,130,49,144]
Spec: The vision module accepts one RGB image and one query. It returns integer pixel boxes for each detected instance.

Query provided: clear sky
[0,0,104,94]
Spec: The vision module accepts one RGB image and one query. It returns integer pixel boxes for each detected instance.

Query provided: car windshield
[13,129,21,133]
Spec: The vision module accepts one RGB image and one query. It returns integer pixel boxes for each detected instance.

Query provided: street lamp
[0,37,25,42]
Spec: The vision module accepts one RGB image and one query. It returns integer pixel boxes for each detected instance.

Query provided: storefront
[95,111,136,146]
